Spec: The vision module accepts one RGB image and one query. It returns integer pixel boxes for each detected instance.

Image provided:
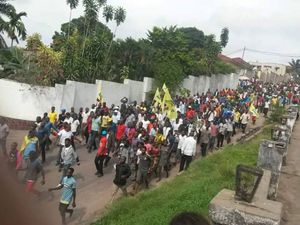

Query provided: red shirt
[87,116,92,134]
[116,124,126,141]
[97,136,107,156]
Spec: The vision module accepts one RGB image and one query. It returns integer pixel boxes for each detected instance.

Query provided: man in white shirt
[240,110,250,134]
[81,107,89,139]
[61,138,79,180]
[179,132,196,172]
[0,117,9,156]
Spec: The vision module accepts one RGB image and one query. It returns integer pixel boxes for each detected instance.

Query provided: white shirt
[0,123,9,140]
[61,145,77,165]
[240,113,250,125]
[82,112,89,124]
[178,134,186,149]
[181,136,197,156]
[142,120,150,130]
[71,119,80,133]
[58,130,73,146]
[112,112,121,124]
[64,117,73,124]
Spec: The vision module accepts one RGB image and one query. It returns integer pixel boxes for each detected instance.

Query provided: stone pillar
[257,140,286,200]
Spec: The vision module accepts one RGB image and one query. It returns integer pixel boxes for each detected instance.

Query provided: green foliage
[0,2,27,47]
[220,27,229,48]
[153,57,184,91]
[268,103,286,123]
[92,126,271,225]
[26,33,43,51]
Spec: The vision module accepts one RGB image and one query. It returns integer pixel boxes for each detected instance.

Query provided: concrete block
[209,189,282,225]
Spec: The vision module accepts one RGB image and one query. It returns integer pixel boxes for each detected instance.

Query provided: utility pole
[242,46,246,59]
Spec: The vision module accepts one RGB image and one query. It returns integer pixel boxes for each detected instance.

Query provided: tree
[0,0,17,48]
[2,9,27,46]
[220,27,229,48]
[102,5,114,23]
[66,0,79,39]
[104,6,126,68]
[26,33,43,52]
[289,59,300,80]
[178,27,205,49]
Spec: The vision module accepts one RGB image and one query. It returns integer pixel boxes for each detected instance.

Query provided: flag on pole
[162,84,177,120]
[162,83,168,93]
[97,83,104,104]
[152,88,162,108]
[249,102,259,118]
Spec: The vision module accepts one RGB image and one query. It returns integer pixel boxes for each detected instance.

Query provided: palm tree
[2,9,27,47]
[289,59,300,80]
[66,0,79,39]
[104,7,126,65]
[102,5,114,23]
[0,0,14,18]
[0,0,15,48]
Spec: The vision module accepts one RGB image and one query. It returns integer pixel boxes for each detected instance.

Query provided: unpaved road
[2,118,263,225]
[278,121,300,225]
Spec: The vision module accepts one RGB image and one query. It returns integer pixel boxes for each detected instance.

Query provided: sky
[8,0,300,65]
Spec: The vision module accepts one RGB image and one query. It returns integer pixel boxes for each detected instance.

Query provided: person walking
[60,138,79,181]
[48,167,77,225]
[94,130,108,177]
[179,132,196,172]
[111,156,131,201]
[0,117,9,156]
[200,126,210,157]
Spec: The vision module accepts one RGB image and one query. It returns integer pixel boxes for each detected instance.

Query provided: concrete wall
[0,79,63,121]
[0,73,239,121]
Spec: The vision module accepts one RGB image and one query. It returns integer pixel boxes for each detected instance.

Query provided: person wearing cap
[111,108,121,133]
[94,130,108,177]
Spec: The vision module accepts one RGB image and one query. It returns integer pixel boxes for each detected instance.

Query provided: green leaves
[103,5,114,23]
[114,7,126,26]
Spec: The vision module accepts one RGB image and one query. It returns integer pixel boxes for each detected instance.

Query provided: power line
[225,47,300,58]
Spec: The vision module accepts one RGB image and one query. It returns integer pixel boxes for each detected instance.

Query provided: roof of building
[218,53,252,70]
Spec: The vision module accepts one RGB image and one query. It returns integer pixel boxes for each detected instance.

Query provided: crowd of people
[1,79,299,225]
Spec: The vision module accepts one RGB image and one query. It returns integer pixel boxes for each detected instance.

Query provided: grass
[92,126,272,225]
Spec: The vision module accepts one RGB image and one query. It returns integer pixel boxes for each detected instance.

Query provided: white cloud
[6,0,300,64]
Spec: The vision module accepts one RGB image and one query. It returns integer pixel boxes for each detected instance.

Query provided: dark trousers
[217,133,224,148]
[201,143,208,157]
[57,145,63,164]
[179,154,193,172]
[94,155,106,175]
[40,142,46,162]
[0,138,7,155]
[241,123,247,134]
[88,131,98,151]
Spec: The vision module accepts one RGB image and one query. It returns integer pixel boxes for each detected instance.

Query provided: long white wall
[0,73,239,121]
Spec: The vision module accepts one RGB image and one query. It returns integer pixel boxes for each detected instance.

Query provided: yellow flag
[167,104,177,120]
[249,103,259,118]
[97,84,104,104]
[162,83,168,93]
[162,88,172,112]
[152,88,162,107]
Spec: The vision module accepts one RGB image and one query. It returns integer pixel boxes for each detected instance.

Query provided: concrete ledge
[209,189,282,225]
[209,170,282,225]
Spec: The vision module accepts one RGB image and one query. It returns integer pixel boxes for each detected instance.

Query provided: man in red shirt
[94,130,108,177]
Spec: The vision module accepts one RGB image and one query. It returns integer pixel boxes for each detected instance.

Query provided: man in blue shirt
[48,167,77,225]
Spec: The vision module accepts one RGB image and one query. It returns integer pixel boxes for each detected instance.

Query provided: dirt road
[3,118,263,225]
[278,122,300,225]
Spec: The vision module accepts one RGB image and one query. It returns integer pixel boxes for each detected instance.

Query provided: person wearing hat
[94,130,108,177]
[111,108,121,133]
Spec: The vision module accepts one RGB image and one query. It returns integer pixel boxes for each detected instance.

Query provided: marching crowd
[1,79,299,225]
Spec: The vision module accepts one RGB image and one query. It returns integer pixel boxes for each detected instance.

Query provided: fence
[0,73,239,121]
